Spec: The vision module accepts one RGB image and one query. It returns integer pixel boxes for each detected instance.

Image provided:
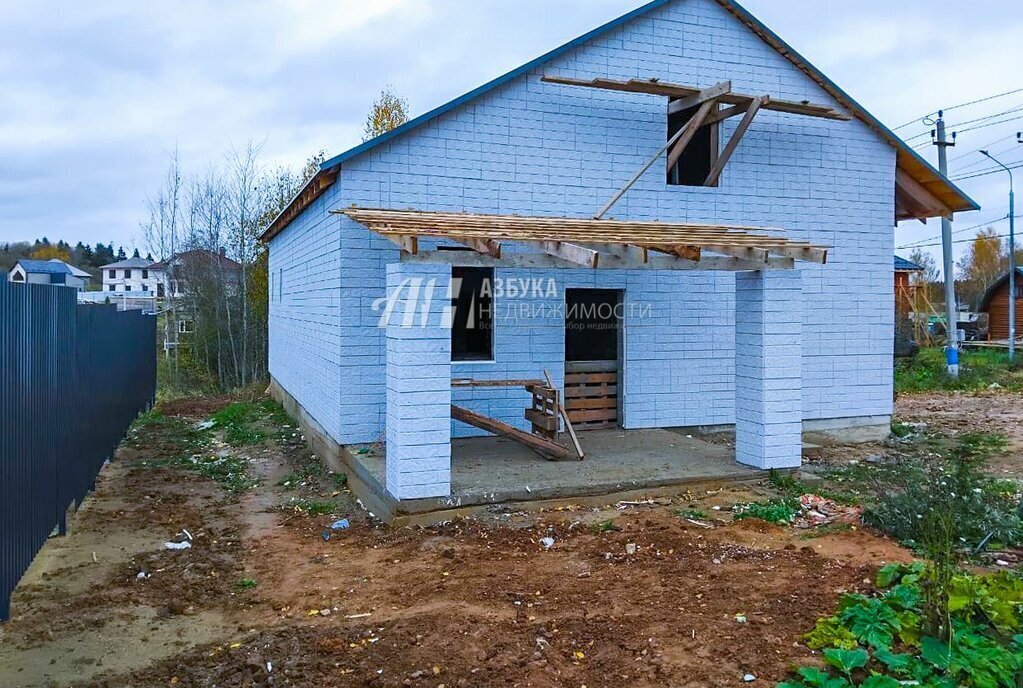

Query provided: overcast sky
[1,1,1021,270]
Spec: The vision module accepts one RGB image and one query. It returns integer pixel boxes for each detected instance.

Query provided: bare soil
[9,392,1014,688]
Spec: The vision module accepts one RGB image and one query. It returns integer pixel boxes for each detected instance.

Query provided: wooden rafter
[667,80,731,115]
[896,169,950,220]
[704,96,765,186]
[403,249,794,272]
[542,75,850,121]
[338,208,830,269]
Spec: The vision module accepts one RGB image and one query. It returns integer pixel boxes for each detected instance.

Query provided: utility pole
[981,145,1017,361]
[934,112,959,376]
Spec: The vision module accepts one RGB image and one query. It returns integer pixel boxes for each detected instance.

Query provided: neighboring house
[260,0,977,506]
[8,259,91,290]
[978,268,1023,341]
[100,256,162,294]
[894,255,924,315]
[150,249,242,299]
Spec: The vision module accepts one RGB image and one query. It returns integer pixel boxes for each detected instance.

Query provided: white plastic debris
[266,661,273,673]
[164,540,192,550]
[625,543,637,555]
[743,673,756,682]
[181,528,193,541]
[196,420,215,430]
[136,571,150,580]
[996,559,1011,567]
[539,536,555,550]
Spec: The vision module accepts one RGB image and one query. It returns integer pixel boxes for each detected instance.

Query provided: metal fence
[1,279,156,621]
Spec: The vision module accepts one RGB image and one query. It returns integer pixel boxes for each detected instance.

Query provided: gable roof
[894,255,924,272]
[101,256,154,270]
[261,0,978,243]
[978,268,1023,312]
[50,259,92,278]
[15,259,72,275]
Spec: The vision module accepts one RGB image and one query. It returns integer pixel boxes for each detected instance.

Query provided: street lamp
[980,149,1016,360]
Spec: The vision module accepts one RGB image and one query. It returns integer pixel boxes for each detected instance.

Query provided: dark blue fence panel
[0,279,155,621]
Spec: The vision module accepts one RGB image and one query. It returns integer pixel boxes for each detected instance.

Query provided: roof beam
[896,168,951,219]
[703,245,768,263]
[402,249,794,271]
[704,96,765,186]
[452,236,502,258]
[539,241,600,268]
[382,234,418,254]
[542,75,850,121]
[667,81,731,115]
[582,242,648,264]
[666,98,718,172]
[768,246,828,264]
[648,244,702,262]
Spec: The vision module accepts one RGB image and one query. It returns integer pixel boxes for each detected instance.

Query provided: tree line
[0,239,148,278]
[908,227,1022,311]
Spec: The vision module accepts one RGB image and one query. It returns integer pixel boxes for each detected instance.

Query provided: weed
[799,522,854,539]
[734,498,799,525]
[159,452,260,493]
[209,398,292,447]
[895,347,1023,394]
[331,472,348,489]
[237,578,257,589]
[591,519,619,533]
[128,410,210,460]
[675,508,708,520]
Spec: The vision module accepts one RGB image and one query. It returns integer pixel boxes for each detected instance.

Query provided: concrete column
[384,263,451,499]
[734,270,802,470]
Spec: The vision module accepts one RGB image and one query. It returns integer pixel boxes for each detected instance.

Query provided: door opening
[564,289,622,430]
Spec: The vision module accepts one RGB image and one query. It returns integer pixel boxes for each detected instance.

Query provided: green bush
[779,563,1023,688]
[734,498,800,525]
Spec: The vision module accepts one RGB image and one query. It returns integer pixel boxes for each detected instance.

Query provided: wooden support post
[454,236,502,258]
[704,96,765,186]
[649,244,702,262]
[539,241,600,268]
[703,245,768,262]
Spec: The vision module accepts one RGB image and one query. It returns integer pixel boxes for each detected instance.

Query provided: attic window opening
[667,101,718,187]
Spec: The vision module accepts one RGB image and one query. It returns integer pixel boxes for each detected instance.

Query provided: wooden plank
[451,405,572,461]
[401,249,795,272]
[544,369,583,459]
[564,384,617,399]
[565,372,617,384]
[666,98,718,172]
[705,102,748,126]
[702,244,768,262]
[453,236,502,258]
[540,75,850,120]
[565,397,618,410]
[565,360,618,373]
[567,408,618,423]
[538,241,599,268]
[896,169,950,218]
[704,96,764,186]
[649,244,702,262]
[667,81,732,115]
[525,408,559,432]
[451,378,546,388]
[767,246,828,264]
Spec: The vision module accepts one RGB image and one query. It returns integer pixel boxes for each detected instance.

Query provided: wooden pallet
[564,361,618,431]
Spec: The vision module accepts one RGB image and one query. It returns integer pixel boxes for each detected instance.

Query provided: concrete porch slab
[345,427,765,523]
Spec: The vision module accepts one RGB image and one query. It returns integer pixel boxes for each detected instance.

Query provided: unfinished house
[261,0,977,520]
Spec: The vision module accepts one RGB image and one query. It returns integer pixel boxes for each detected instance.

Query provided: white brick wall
[269,0,895,446]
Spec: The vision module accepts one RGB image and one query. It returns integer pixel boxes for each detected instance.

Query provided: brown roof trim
[259,165,340,243]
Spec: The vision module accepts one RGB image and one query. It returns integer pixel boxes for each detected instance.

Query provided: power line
[953,162,1023,181]
[892,87,1023,131]
[897,215,1010,250]
[897,227,1018,250]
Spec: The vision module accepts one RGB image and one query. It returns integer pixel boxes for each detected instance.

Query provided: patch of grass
[895,347,1023,394]
[277,497,339,516]
[331,472,348,490]
[127,410,211,459]
[237,578,257,589]
[768,468,861,507]
[209,398,293,447]
[734,498,800,525]
[591,519,619,533]
[160,452,260,493]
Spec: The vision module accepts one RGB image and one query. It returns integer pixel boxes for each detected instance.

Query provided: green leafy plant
[237,578,257,589]
[777,563,1023,688]
[734,498,799,525]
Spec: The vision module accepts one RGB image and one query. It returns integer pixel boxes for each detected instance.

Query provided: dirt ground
[2,392,1019,687]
